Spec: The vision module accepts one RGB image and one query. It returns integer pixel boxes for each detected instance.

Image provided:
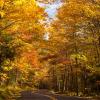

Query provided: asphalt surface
[17,91,51,100]
[17,90,93,100]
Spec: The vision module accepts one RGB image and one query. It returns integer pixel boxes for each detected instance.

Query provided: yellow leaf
[0,11,5,18]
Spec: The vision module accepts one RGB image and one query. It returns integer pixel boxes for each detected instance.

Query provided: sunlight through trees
[0,0,100,99]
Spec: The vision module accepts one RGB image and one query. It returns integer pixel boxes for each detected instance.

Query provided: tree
[46,0,100,95]
[0,0,46,88]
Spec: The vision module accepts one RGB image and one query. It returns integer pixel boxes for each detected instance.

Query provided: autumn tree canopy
[0,0,100,99]
[0,0,47,87]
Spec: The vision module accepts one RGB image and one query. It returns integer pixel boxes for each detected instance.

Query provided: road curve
[17,91,52,100]
[17,90,97,100]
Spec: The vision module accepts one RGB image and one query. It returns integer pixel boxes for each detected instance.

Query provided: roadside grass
[0,85,21,100]
[50,90,100,100]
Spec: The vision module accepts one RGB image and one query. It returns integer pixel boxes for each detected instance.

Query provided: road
[16,90,95,100]
[17,90,51,100]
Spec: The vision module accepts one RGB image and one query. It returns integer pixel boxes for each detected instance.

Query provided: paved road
[17,91,52,100]
[17,90,96,100]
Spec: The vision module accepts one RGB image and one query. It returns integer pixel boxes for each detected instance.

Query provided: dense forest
[0,0,100,100]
